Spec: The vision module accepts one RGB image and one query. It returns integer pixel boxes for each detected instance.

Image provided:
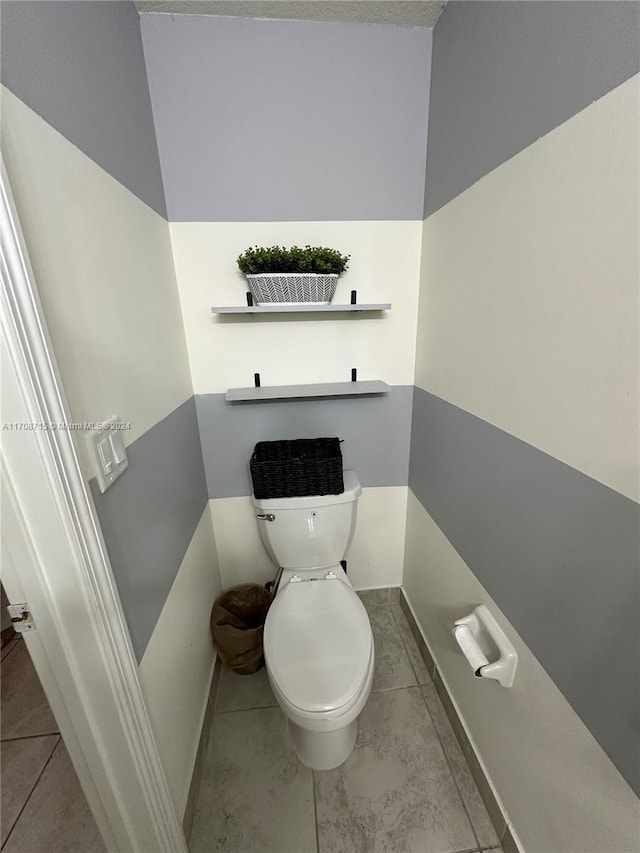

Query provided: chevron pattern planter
[246,273,338,305]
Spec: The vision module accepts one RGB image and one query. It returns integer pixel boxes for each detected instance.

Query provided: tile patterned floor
[0,637,105,852]
[191,588,503,853]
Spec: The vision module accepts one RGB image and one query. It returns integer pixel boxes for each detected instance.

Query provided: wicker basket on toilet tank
[237,245,350,306]
[250,438,344,499]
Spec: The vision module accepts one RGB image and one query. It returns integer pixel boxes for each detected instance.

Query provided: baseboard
[501,824,519,853]
[399,588,519,852]
[355,586,401,606]
[182,654,222,846]
[397,589,437,677]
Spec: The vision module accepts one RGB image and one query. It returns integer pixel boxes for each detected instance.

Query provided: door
[0,159,187,853]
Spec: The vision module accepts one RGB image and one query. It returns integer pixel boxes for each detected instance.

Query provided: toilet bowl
[264,565,374,769]
[252,472,374,770]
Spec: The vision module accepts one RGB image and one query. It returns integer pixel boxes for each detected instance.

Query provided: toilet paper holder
[453,605,518,688]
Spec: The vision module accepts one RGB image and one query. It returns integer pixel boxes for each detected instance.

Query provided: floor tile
[214,664,276,713]
[1,641,59,740]
[367,605,417,692]
[2,740,105,853]
[357,588,389,607]
[390,602,433,685]
[191,706,316,853]
[1,636,19,662]
[314,687,476,853]
[0,735,59,845]
[422,684,501,850]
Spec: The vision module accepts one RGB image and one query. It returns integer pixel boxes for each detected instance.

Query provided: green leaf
[236,245,350,274]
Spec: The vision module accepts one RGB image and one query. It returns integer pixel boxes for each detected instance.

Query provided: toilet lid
[264,577,372,714]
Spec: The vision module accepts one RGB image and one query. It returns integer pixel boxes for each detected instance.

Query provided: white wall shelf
[211,303,391,315]
[225,380,390,402]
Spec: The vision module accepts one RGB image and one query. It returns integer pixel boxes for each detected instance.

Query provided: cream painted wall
[138,506,222,817]
[210,486,407,591]
[347,486,406,590]
[402,491,639,853]
[210,495,275,589]
[1,87,193,478]
[416,74,640,502]
[169,221,422,394]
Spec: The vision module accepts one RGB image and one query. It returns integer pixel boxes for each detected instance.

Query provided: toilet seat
[264,573,372,715]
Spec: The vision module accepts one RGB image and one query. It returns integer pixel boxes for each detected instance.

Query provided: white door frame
[0,159,188,852]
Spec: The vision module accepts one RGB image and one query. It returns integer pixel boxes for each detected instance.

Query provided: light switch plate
[86,415,129,493]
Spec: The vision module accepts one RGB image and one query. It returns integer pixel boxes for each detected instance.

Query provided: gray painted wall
[409,388,640,795]
[91,398,208,660]
[196,387,413,498]
[424,1,640,217]
[140,14,432,221]
[1,1,167,218]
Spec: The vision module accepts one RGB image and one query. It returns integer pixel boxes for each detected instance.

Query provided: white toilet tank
[252,471,362,570]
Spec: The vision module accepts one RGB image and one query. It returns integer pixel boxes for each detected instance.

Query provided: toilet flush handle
[256,513,275,522]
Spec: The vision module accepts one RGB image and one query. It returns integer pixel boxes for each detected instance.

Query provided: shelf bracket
[254,373,261,387]
[351,368,357,382]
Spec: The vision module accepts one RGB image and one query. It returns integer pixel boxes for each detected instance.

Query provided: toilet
[252,471,374,770]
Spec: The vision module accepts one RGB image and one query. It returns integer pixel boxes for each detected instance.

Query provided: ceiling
[134,1,448,29]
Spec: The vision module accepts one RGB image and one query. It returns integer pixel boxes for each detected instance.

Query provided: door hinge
[7,603,35,633]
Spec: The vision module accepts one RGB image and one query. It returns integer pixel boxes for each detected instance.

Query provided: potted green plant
[236,245,350,306]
